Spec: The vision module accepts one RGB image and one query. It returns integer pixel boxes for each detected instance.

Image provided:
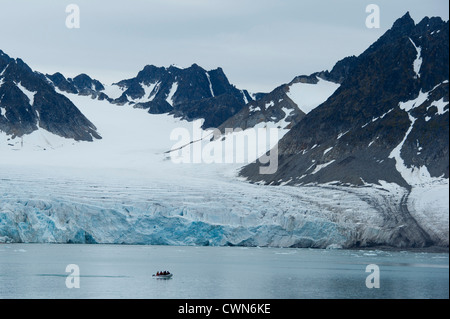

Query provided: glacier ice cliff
[1,168,447,248]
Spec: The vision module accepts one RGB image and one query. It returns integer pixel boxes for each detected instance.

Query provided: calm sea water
[0,244,448,299]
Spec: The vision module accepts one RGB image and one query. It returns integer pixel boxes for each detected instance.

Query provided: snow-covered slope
[218,74,341,134]
[286,77,340,114]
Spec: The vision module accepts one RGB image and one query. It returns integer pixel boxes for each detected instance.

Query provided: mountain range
[1,12,448,192]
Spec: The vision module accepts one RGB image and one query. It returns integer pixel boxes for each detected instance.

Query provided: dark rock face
[240,13,449,188]
[316,55,358,84]
[46,72,105,98]
[45,72,78,94]
[0,50,101,141]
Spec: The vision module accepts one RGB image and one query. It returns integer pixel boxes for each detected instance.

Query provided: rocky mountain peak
[240,13,449,189]
[392,11,415,32]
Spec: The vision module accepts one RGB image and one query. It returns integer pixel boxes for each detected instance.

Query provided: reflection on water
[0,244,448,299]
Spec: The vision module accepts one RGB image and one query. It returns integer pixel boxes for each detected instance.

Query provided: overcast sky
[0,0,448,92]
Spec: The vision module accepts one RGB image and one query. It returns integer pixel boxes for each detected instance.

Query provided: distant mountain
[218,56,356,133]
[46,72,105,98]
[0,50,101,141]
[47,64,254,129]
[240,13,449,188]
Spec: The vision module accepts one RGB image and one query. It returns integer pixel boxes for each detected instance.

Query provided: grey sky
[0,0,448,92]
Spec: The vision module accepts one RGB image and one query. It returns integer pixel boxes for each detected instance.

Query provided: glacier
[1,164,445,248]
[0,92,448,248]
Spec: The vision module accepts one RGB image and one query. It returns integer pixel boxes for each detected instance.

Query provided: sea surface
[0,244,448,299]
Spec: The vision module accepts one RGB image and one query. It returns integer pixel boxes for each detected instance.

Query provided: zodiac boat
[153,272,173,279]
